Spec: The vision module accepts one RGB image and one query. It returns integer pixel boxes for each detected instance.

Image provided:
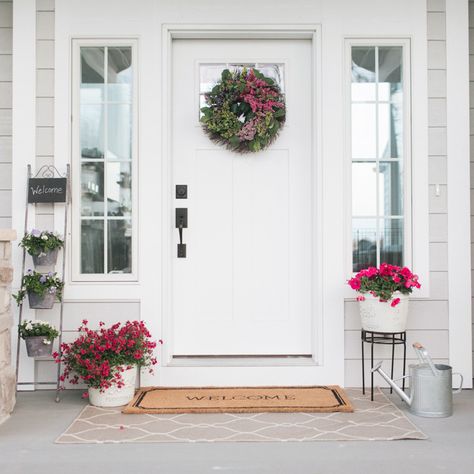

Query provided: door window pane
[81,220,104,273]
[353,218,377,272]
[107,104,132,160]
[380,219,403,267]
[352,162,377,216]
[352,104,377,159]
[107,162,132,217]
[80,104,104,159]
[81,162,104,216]
[107,47,132,102]
[108,220,132,273]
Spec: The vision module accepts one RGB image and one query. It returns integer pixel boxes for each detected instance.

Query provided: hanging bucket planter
[24,336,54,357]
[32,248,59,267]
[27,291,56,309]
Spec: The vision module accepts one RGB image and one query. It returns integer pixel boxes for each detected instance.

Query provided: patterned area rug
[56,388,427,443]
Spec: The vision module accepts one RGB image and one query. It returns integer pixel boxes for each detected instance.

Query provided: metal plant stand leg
[390,334,395,394]
[370,336,374,401]
[402,332,407,391]
[361,331,365,395]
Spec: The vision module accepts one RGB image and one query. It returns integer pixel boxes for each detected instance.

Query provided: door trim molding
[160,24,344,384]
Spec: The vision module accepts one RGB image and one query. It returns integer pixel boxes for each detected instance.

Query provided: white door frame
[158,24,344,385]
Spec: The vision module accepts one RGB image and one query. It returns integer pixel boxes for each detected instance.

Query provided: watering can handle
[452,373,464,394]
[412,342,438,376]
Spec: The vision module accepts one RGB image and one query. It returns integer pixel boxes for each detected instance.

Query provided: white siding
[344,0,450,387]
[0,0,12,229]
[470,0,474,376]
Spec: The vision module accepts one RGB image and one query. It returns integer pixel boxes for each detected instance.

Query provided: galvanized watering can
[372,342,463,417]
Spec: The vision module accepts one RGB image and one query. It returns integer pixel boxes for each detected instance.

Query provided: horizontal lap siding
[470,0,474,375]
[344,0,450,387]
[0,0,12,229]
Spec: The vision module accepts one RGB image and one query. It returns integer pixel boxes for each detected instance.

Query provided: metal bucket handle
[412,342,438,376]
[452,372,463,394]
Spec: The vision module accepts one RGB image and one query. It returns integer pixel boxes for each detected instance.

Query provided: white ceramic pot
[88,365,137,407]
[358,292,409,333]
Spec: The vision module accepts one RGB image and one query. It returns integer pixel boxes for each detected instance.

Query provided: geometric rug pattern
[56,388,427,443]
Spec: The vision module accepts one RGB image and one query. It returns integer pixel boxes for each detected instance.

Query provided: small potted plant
[19,320,60,357]
[20,229,64,267]
[54,320,161,407]
[14,270,64,309]
[347,263,421,333]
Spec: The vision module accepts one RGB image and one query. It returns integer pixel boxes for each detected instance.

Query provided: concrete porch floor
[0,389,473,474]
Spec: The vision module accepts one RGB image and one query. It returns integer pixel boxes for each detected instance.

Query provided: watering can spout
[371,361,411,406]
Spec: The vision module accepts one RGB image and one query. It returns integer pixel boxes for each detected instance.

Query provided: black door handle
[175,208,187,258]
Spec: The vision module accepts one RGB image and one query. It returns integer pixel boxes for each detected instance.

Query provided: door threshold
[169,354,316,367]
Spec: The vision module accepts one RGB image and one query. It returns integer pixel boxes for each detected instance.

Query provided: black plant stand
[361,330,407,401]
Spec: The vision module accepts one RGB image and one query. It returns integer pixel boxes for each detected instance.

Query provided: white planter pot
[88,365,137,407]
[358,292,409,333]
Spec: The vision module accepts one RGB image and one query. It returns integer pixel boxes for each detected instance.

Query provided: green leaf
[221,69,231,81]
[273,108,285,118]
[229,135,240,147]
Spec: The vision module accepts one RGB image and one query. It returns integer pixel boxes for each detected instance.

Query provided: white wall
[9,0,472,387]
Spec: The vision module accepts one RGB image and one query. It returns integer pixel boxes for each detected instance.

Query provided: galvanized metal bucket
[406,362,463,417]
[32,248,59,267]
[27,291,56,309]
[373,342,463,418]
[24,336,53,358]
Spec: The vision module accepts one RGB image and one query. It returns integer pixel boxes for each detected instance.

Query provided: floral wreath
[200,67,286,153]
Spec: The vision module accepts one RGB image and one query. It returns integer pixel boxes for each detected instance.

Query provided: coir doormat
[122,385,353,414]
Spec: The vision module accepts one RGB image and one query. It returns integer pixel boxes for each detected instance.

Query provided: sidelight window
[73,41,137,280]
[349,43,409,273]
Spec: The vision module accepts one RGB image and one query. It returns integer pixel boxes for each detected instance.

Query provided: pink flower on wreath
[391,298,401,307]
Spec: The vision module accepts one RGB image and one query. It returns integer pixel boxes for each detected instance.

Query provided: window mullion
[104,46,109,274]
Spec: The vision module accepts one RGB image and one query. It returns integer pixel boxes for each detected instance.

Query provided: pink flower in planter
[391,298,401,307]
[356,295,365,302]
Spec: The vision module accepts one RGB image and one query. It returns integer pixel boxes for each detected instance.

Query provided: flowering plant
[19,319,59,343]
[200,67,286,153]
[20,229,63,256]
[348,263,421,306]
[54,320,161,393]
[13,270,64,305]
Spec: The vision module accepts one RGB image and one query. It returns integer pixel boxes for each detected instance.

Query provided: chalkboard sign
[28,178,67,203]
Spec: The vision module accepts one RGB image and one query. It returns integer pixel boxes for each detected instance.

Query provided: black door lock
[175,208,188,258]
[176,184,188,199]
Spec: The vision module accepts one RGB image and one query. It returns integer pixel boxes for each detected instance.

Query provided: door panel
[172,39,314,356]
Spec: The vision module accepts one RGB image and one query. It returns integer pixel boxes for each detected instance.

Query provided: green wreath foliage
[200,68,286,153]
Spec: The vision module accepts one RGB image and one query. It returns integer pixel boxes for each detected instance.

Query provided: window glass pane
[352,47,376,101]
[378,103,403,159]
[352,162,377,216]
[380,219,403,266]
[107,104,132,160]
[107,47,132,102]
[81,47,104,103]
[256,64,285,90]
[352,219,377,272]
[81,220,104,273]
[379,161,403,216]
[80,104,104,159]
[352,104,377,159]
[378,47,402,102]
[108,220,132,273]
[81,162,104,216]
[200,64,226,93]
[107,162,132,217]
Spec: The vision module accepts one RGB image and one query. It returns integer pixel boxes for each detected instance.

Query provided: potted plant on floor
[14,270,64,309]
[347,263,421,333]
[54,320,161,407]
[19,319,60,357]
[19,229,64,267]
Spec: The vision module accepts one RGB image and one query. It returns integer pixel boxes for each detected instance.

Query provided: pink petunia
[391,298,401,307]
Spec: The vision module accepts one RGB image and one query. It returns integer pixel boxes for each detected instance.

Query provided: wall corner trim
[446,0,473,386]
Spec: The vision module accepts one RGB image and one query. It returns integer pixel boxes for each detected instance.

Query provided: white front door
[170,39,315,360]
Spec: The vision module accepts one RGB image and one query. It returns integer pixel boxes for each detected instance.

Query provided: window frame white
[71,38,139,282]
[345,38,413,277]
